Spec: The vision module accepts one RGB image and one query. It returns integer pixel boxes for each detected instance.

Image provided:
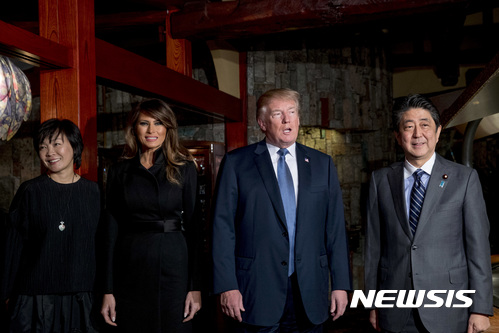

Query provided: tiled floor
[488,307,499,333]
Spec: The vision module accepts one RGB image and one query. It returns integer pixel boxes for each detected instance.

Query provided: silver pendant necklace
[48,173,75,232]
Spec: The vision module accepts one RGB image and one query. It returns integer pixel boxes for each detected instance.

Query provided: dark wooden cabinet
[183,140,225,251]
[183,141,227,332]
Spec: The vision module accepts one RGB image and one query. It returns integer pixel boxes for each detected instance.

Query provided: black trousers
[382,310,429,333]
[235,274,323,333]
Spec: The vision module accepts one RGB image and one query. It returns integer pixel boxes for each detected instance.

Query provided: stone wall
[0,98,41,213]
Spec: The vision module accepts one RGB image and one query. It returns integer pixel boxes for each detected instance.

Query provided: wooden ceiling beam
[125,0,186,10]
[96,38,242,122]
[0,19,72,68]
[96,10,167,31]
[10,10,168,34]
[170,0,471,40]
[440,51,499,128]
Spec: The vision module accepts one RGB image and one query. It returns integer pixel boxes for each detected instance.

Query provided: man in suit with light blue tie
[365,94,493,333]
[212,88,352,332]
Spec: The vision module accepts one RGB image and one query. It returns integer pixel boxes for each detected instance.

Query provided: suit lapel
[387,163,413,240]
[414,155,449,239]
[295,144,311,226]
[253,140,287,229]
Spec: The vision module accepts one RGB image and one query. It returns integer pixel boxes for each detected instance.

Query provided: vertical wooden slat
[166,10,192,76]
[225,52,248,152]
[38,0,97,181]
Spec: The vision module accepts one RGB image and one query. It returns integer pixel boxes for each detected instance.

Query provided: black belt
[127,219,182,233]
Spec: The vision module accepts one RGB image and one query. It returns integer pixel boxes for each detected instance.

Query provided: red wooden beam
[166,10,192,77]
[96,10,168,31]
[95,38,242,122]
[225,52,248,152]
[170,0,471,40]
[39,0,97,181]
[0,19,72,68]
[10,10,168,34]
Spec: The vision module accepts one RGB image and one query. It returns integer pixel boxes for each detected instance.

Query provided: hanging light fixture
[0,55,32,141]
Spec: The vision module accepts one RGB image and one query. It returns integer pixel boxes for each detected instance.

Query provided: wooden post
[225,52,248,152]
[166,10,192,76]
[38,0,97,181]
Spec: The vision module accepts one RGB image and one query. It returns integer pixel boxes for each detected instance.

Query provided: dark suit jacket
[365,154,493,333]
[211,140,352,326]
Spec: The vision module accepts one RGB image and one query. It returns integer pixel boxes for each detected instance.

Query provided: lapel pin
[439,174,448,188]
[304,157,309,163]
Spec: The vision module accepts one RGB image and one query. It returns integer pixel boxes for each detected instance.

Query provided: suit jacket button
[281,261,287,266]
[412,245,418,250]
[282,231,288,237]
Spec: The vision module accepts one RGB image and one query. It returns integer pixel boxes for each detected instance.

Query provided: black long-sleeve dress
[102,150,201,333]
[1,174,101,332]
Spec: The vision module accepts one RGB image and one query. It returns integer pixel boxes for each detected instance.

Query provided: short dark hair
[34,118,84,169]
[392,94,441,132]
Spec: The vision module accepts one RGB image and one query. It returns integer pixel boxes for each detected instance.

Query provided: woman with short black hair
[1,118,101,332]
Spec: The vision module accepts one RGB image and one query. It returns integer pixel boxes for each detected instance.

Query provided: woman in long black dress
[100,99,202,332]
[1,119,101,332]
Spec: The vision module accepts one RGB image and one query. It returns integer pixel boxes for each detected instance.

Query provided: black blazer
[101,151,202,331]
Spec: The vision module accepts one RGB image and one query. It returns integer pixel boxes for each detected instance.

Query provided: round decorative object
[0,56,32,141]
[59,221,66,231]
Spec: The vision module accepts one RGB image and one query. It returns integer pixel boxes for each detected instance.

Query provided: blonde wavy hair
[123,99,193,185]
[256,88,301,122]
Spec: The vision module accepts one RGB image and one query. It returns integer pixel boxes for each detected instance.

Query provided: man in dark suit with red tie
[211,88,352,332]
[365,94,493,333]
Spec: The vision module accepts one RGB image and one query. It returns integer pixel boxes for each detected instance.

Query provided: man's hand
[467,313,490,333]
[369,309,381,331]
[330,290,348,321]
[220,289,245,322]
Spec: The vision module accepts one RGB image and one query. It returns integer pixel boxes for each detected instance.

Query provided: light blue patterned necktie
[409,169,426,235]
[277,148,296,276]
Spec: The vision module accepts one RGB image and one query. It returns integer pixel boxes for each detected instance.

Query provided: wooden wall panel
[38,0,97,180]
[166,10,192,77]
[225,52,247,152]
